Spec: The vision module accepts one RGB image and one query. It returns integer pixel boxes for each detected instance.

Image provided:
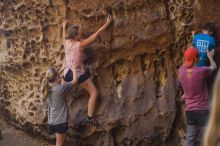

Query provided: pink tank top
[63,40,85,78]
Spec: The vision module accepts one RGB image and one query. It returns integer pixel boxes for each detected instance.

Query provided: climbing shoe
[82,116,100,128]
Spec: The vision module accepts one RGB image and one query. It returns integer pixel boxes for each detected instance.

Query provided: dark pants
[185,110,209,146]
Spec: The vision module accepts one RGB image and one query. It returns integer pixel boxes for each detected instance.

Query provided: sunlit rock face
[0,0,219,145]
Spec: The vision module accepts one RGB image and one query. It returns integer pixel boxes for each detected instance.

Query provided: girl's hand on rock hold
[63,19,68,27]
[106,15,112,25]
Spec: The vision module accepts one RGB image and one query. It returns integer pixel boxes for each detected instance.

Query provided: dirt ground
[0,116,51,146]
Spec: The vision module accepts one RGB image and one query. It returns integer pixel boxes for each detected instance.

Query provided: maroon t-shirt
[179,66,212,111]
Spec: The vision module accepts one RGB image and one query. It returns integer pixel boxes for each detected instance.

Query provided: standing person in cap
[178,47,217,146]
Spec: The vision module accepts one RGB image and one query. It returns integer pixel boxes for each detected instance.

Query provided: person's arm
[60,64,77,96]
[207,49,217,71]
[71,63,77,85]
[79,15,112,52]
[191,30,197,39]
[59,60,66,75]
[58,61,66,84]
[192,30,198,47]
[40,78,49,102]
[63,20,68,41]
[176,77,184,103]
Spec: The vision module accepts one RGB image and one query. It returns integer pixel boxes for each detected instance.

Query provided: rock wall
[0,0,219,146]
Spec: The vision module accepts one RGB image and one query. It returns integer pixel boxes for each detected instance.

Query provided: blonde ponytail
[40,67,58,100]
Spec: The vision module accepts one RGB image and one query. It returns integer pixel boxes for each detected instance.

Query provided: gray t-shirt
[48,83,73,125]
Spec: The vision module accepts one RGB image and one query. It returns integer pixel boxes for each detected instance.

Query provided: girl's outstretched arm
[79,15,112,52]
[63,20,68,41]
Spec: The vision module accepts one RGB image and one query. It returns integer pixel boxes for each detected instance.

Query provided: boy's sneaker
[82,116,100,128]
